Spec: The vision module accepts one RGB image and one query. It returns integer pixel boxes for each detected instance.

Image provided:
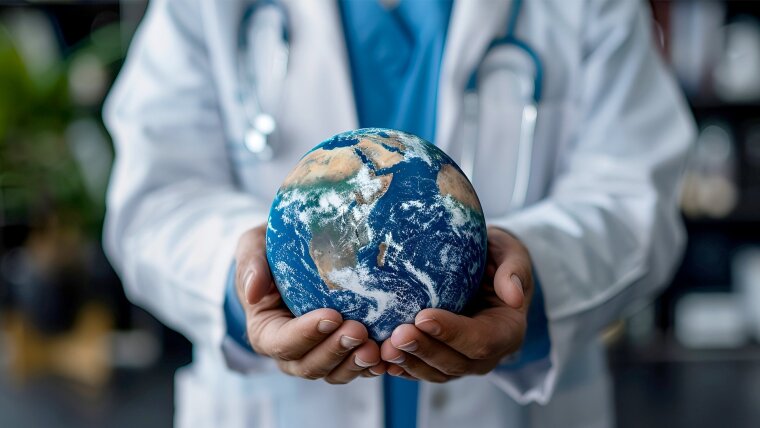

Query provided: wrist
[224,261,254,351]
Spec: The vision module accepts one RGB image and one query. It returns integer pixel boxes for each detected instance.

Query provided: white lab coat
[103,0,695,427]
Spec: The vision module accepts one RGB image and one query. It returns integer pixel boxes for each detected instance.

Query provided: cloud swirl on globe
[266,128,487,341]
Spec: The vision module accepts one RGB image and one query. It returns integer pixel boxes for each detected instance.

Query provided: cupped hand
[380,226,533,382]
[234,225,387,383]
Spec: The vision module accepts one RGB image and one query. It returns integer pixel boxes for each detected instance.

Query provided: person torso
[174,1,610,428]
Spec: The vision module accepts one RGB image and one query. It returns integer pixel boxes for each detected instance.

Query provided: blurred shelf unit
[634,1,760,348]
[657,0,760,225]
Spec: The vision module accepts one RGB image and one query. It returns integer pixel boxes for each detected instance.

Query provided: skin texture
[235,226,387,384]
[235,224,532,384]
[380,226,533,382]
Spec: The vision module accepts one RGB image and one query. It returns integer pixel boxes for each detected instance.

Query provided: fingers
[235,226,275,305]
[252,307,343,359]
[380,336,450,383]
[387,324,484,377]
[367,361,388,377]
[279,320,368,380]
[386,365,417,381]
[324,341,383,384]
[386,364,405,377]
[250,304,382,384]
[413,309,523,360]
[243,255,274,305]
[486,226,533,310]
[234,226,386,385]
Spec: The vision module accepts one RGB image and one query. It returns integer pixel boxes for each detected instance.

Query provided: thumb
[493,259,529,311]
[487,226,532,311]
[238,255,274,305]
[235,226,275,305]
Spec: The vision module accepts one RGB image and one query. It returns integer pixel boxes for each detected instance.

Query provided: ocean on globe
[266,128,487,341]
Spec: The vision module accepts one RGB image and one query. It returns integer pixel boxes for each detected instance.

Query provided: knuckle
[329,340,351,357]
[300,327,324,343]
[435,325,457,343]
[469,342,496,360]
[278,360,302,378]
[270,343,286,359]
[248,321,274,354]
[397,361,412,371]
[409,344,430,360]
[250,341,266,356]
[271,344,296,361]
[298,366,325,380]
[441,362,469,377]
[334,348,351,358]
[247,332,262,353]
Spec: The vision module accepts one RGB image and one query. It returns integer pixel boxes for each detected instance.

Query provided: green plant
[0,19,121,236]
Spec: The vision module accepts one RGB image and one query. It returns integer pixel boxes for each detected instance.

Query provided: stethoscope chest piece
[244,113,277,160]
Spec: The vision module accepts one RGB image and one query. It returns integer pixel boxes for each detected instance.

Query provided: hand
[380,226,533,382]
[234,225,387,383]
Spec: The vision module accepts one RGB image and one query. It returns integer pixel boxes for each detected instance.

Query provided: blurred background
[0,1,759,427]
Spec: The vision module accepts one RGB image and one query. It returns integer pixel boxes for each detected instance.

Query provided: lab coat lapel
[436,0,513,152]
[280,0,358,143]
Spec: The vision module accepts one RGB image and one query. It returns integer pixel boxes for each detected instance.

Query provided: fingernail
[243,269,255,301]
[389,367,403,376]
[387,354,406,364]
[396,340,418,352]
[510,274,525,296]
[368,367,383,376]
[415,319,441,336]
[354,355,377,368]
[318,319,339,334]
[340,335,362,349]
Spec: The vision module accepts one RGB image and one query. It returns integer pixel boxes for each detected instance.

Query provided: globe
[266,128,487,341]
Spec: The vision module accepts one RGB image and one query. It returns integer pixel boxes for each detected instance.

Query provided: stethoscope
[237,0,542,208]
[460,0,543,209]
[237,0,290,161]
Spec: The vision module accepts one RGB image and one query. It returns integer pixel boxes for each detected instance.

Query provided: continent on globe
[266,128,487,341]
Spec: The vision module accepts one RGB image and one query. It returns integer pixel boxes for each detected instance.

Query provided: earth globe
[266,128,487,341]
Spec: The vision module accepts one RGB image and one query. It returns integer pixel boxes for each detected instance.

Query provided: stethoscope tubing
[462,0,543,209]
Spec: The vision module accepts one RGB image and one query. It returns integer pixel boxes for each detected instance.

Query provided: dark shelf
[689,99,760,111]
[684,216,760,228]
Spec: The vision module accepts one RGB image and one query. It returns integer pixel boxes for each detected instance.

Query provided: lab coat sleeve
[103,0,271,372]
[488,0,695,404]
